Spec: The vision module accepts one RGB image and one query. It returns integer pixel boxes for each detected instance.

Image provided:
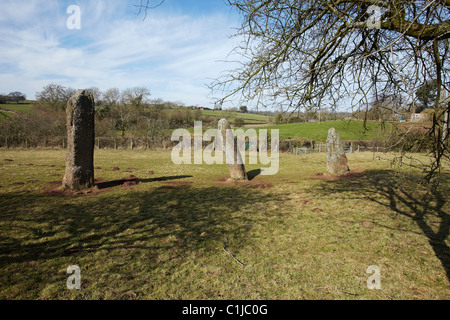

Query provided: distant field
[0,102,33,114]
[164,108,271,124]
[250,120,392,141]
[201,110,270,124]
[173,120,394,143]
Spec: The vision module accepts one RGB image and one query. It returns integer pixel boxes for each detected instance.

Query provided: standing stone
[326,127,349,175]
[218,119,248,181]
[63,90,95,190]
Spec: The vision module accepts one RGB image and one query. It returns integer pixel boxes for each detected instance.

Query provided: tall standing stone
[63,90,95,190]
[218,119,248,181]
[326,127,349,175]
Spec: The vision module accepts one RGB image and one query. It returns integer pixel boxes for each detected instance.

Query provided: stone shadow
[95,175,193,189]
[247,169,262,181]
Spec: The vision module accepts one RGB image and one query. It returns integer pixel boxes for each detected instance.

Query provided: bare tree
[103,88,121,106]
[135,0,166,19]
[111,103,140,138]
[8,92,26,104]
[211,0,449,180]
[87,87,102,103]
[62,87,77,103]
[121,87,151,109]
[36,84,74,110]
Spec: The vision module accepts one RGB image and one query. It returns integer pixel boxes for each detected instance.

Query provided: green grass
[0,150,449,299]
[185,119,385,142]
[0,101,33,114]
[0,110,14,120]
[201,110,270,123]
[163,108,270,124]
[250,120,391,141]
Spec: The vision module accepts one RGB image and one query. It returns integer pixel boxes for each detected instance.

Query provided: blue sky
[0,0,241,107]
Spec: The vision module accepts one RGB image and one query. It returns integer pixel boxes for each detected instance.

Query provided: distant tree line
[0,92,27,104]
[273,109,346,124]
[0,83,219,149]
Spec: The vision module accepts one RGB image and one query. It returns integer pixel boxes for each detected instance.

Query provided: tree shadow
[312,169,450,282]
[0,184,275,271]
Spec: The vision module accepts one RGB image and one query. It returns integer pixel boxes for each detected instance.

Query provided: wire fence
[0,135,391,154]
[0,136,175,150]
[290,142,389,155]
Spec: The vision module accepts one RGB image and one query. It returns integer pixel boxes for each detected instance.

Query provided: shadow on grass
[312,169,450,282]
[0,183,275,271]
[247,169,261,181]
[96,175,193,189]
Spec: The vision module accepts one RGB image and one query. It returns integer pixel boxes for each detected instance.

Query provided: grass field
[250,120,393,141]
[0,149,449,300]
[187,120,391,142]
[0,102,33,114]
[164,108,271,125]
[201,110,270,124]
[0,102,402,143]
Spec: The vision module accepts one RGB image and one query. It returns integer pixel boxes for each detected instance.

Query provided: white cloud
[0,0,241,107]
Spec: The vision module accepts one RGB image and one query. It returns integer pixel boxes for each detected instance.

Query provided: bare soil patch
[309,170,365,181]
[215,177,274,189]
[252,183,273,189]
[164,181,193,186]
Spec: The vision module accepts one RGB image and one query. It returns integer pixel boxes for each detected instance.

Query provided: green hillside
[249,120,390,141]
[0,101,33,114]
[201,109,270,124]
[0,101,389,142]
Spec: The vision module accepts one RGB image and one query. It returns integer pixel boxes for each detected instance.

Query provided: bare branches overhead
[134,0,165,20]
[212,0,449,113]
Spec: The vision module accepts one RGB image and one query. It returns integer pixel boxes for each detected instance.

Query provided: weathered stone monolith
[62,90,95,190]
[218,119,248,181]
[326,127,349,175]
